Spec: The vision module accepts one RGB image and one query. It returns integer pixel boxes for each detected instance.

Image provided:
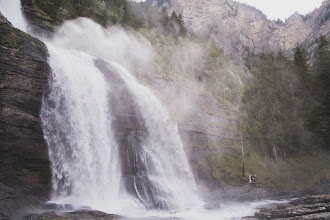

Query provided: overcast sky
[238,0,324,21]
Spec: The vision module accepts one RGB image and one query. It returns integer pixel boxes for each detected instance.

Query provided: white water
[40,18,201,213]
[0,2,288,219]
[0,0,27,32]
[41,45,139,213]
[110,61,201,209]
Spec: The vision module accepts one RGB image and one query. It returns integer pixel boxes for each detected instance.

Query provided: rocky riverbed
[250,195,330,220]
[19,195,330,220]
[23,210,118,220]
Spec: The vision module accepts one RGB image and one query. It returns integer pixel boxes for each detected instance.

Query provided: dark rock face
[0,12,51,219]
[24,210,119,220]
[253,195,330,219]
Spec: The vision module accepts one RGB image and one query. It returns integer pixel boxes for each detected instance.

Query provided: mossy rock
[0,29,18,48]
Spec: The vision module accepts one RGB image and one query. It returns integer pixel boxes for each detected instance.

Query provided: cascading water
[108,61,200,210]
[39,18,201,212]
[0,0,201,210]
[0,1,290,219]
[40,45,134,212]
[0,0,27,32]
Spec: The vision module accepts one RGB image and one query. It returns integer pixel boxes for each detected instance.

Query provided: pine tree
[294,46,310,87]
[313,35,330,148]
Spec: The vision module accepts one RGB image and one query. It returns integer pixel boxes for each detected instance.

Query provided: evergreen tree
[177,14,187,37]
[242,51,314,161]
[312,35,330,148]
[169,11,187,37]
[294,46,310,87]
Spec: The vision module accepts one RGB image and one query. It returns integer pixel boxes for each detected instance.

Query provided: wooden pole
[240,120,245,176]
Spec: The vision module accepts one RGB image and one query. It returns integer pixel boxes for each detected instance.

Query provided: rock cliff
[21,0,57,36]
[0,12,51,219]
[149,0,330,55]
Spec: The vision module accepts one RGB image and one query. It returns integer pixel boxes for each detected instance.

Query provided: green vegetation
[243,52,312,160]
[242,36,329,164]
[0,28,17,48]
[310,35,330,149]
[32,0,189,38]
[34,0,136,26]
[203,146,330,190]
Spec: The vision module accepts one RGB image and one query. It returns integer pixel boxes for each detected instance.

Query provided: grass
[196,143,330,191]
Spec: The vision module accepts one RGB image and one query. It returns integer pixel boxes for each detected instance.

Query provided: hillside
[149,0,330,55]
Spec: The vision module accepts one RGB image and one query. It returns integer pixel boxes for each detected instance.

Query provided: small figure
[249,175,256,183]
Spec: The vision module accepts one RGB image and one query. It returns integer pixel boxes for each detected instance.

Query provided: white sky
[237,0,324,21]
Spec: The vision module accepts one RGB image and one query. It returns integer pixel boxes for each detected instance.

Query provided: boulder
[253,195,330,219]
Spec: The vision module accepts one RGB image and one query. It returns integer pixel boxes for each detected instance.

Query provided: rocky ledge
[24,210,119,220]
[252,195,330,219]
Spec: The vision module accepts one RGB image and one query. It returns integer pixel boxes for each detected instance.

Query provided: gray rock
[0,11,51,219]
[24,210,119,220]
[149,0,330,55]
[253,195,330,219]
[21,0,57,37]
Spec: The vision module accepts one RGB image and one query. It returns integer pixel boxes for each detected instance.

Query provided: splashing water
[109,61,201,210]
[41,44,136,213]
[40,18,200,213]
[0,2,289,219]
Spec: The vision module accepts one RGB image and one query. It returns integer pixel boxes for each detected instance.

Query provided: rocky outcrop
[0,12,51,219]
[24,210,119,220]
[21,0,57,36]
[253,195,330,219]
[149,0,330,55]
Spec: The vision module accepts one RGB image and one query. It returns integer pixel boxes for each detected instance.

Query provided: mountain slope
[149,0,330,55]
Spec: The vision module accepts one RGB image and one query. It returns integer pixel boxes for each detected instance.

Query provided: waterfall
[40,45,134,212]
[40,19,201,212]
[0,1,200,214]
[0,0,27,32]
[109,61,200,210]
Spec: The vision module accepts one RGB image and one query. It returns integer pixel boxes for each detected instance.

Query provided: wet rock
[203,201,220,210]
[0,12,51,219]
[253,195,330,219]
[68,210,118,220]
[42,203,74,211]
[24,210,119,220]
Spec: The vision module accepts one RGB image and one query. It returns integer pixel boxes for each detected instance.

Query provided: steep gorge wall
[0,12,51,219]
[149,0,330,55]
